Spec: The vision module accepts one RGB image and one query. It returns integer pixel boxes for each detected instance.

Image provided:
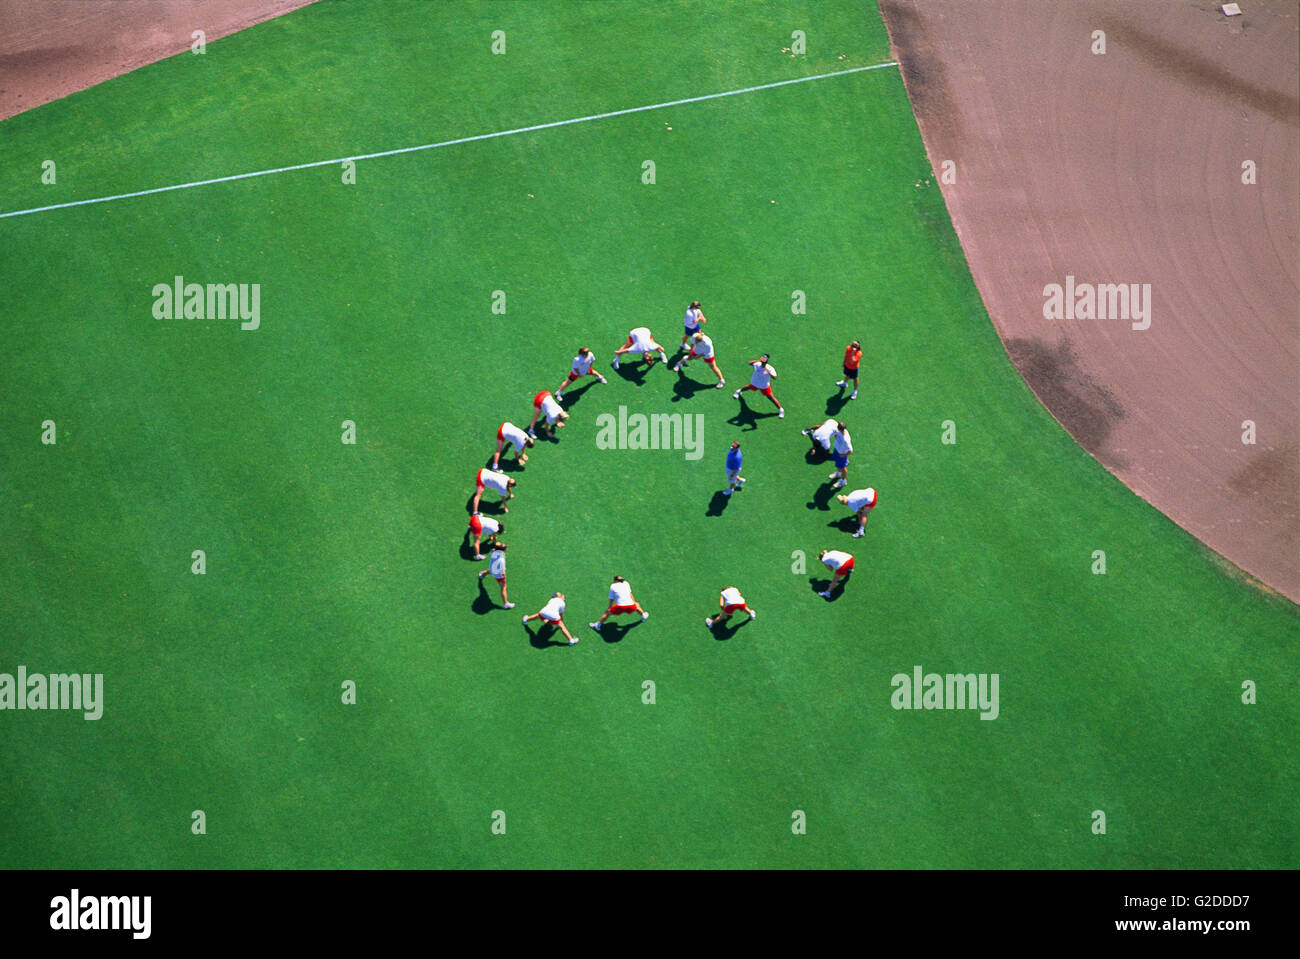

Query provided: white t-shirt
[749,362,773,388]
[540,595,565,620]
[684,307,703,330]
[489,549,507,577]
[813,419,838,450]
[478,469,510,495]
[822,550,853,571]
[691,335,714,359]
[720,587,745,607]
[609,581,633,605]
[629,327,655,351]
[833,429,853,455]
[473,514,501,536]
[846,489,876,512]
[571,352,594,375]
[540,395,563,422]
[500,422,529,452]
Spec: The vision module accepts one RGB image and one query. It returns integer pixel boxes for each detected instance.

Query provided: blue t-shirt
[725,447,743,471]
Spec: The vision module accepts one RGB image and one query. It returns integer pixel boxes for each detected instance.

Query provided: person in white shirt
[671,332,725,387]
[476,543,513,608]
[468,512,503,559]
[526,390,569,439]
[556,347,607,400]
[492,421,534,468]
[802,418,840,457]
[817,549,855,598]
[589,575,649,631]
[705,586,756,629]
[472,467,516,513]
[733,353,784,418]
[522,591,577,645]
[836,488,877,538]
[829,423,853,489]
[680,300,707,352]
[613,326,669,369]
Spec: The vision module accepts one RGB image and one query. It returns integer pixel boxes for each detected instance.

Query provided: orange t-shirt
[843,345,862,370]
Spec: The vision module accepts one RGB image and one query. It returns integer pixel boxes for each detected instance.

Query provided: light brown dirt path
[880,0,1299,602]
[0,0,320,121]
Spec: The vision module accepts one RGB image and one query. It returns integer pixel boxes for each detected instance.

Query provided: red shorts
[566,370,581,382]
[833,558,855,575]
[496,425,506,442]
[723,603,746,614]
[469,515,483,534]
[533,391,550,409]
[743,384,774,398]
[475,480,485,492]
[623,336,635,348]
[607,603,638,615]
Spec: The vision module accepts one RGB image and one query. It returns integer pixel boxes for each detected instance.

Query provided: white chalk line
[0,62,898,221]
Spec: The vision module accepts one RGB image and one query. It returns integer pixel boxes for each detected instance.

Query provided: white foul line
[0,62,898,221]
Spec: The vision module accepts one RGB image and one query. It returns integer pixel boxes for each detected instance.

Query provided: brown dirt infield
[881,0,1299,602]
[0,0,319,121]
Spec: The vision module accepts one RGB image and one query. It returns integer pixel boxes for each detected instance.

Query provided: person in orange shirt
[837,341,862,400]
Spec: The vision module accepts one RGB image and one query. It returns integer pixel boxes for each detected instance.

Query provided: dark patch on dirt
[1227,445,1300,502]
[1095,13,1300,127]
[878,0,963,140]
[1003,337,1127,461]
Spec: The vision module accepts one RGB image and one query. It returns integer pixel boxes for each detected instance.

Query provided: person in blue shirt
[723,441,746,496]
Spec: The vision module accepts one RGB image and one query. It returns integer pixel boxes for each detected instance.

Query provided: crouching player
[527,390,569,439]
[556,347,606,400]
[468,512,503,560]
[476,543,513,609]
[492,421,534,468]
[836,487,877,538]
[705,586,756,629]
[472,467,516,513]
[613,327,669,369]
[589,575,649,631]
[817,549,854,598]
[523,591,578,645]
[802,418,839,458]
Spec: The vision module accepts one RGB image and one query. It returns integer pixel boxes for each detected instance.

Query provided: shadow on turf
[670,368,719,402]
[591,619,644,643]
[472,576,497,615]
[708,616,752,641]
[804,444,830,465]
[460,531,502,561]
[524,622,573,649]
[705,489,733,516]
[827,516,859,534]
[612,359,653,386]
[806,482,836,511]
[825,390,851,417]
[465,494,510,516]
[557,380,598,410]
[810,576,849,601]
[727,398,779,432]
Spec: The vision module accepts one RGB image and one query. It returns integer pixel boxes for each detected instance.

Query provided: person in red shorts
[471,467,516,513]
[468,512,504,560]
[837,340,862,400]
[817,549,854,598]
[588,575,649,632]
[492,421,534,468]
[526,389,569,439]
[732,353,784,418]
[555,347,607,400]
[705,586,756,629]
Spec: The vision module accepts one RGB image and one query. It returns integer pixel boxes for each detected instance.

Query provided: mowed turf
[0,0,1295,869]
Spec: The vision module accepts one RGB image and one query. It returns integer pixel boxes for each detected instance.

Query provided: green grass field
[1,0,1295,869]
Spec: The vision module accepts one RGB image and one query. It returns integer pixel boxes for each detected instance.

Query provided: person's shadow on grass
[670,371,713,403]
[825,390,850,417]
[804,444,830,465]
[593,620,643,644]
[827,515,858,534]
[709,616,752,641]
[612,360,651,387]
[705,489,733,516]
[524,622,571,649]
[810,576,849,601]
[806,482,836,512]
[558,380,597,410]
[727,398,778,432]
[465,494,509,516]
[472,576,495,615]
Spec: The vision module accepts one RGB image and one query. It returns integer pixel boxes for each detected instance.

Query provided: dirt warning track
[881,0,1299,602]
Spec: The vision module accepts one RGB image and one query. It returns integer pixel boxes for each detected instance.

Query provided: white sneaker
[850,390,857,400]
[641,611,649,621]
[671,364,681,372]
[778,409,785,418]
[503,602,516,609]
[659,351,668,363]
[801,429,812,436]
[829,472,840,480]
[732,390,741,399]
[568,637,579,645]
[853,530,864,538]
[716,380,725,388]
[836,380,847,388]
[527,428,537,439]
[555,392,563,401]
[723,489,732,496]
[478,570,487,579]
[589,622,601,631]
[705,617,714,628]
[832,479,846,490]
[522,615,528,624]
[738,477,746,485]
[819,591,831,599]
[598,375,607,384]
[749,610,757,620]
[612,358,620,370]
